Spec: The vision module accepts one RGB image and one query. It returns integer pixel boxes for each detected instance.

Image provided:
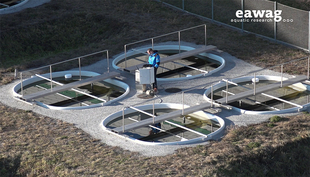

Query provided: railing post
[211,84,213,107]
[182,0,184,10]
[253,73,256,95]
[307,57,310,80]
[226,80,228,103]
[50,65,53,91]
[241,0,244,32]
[151,38,154,50]
[153,100,155,124]
[274,1,277,40]
[124,45,127,68]
[107,50,110,73]
[281,64,283,87]
[178,31,181,54]
[14,69,17,79]
[78,57,81,80]
[211,0,214,21]
[122,107,126,133]
[182,91,184,115]
[20,72,23,97]
[205,24,207,46]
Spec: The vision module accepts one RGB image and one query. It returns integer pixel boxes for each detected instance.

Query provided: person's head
[146,48,153,55]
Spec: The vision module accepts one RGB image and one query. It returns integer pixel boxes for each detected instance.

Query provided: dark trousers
[153,67,158,89]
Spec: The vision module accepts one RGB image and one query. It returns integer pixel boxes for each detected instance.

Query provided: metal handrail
[0,3,9,7]
[21,49,109,73]
[19,49,110,98]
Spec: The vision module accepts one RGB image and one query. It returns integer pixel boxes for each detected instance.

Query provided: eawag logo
[236,10,282,22]
[231,10,292,23]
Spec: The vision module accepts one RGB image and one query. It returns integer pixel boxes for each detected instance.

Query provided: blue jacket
[148,52,160,68]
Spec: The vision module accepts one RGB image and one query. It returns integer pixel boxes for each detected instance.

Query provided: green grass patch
[270,115,282,123]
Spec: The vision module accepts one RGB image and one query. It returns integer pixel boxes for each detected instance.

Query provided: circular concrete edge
[12,71,130,110]
[101,103,225,146]
[112,45,225,82]
[203,75,310,115]
[0,0,29,12]
[0,0,51,14]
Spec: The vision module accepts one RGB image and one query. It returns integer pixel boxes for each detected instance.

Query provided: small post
[14,69,17,79]
[226,80,228,103]
[153,100,155,124]
[241,0,244,32]
[122,108,125,133]
[151,38,154,50]
[182,0,184,10]
[204,24,207,46]
[50,65,53,91]
[307,56,309,80]
[182,91,184,115]
[211,85,213,107]
[178,31,181,54]
[281,65,283,87]
[20,72,23,97]
[253,73,256,96]
[107,50,110,73]
[124,45,127,68]
[274,1,277,40]
[78,57,81,81]
[211,0,214,21]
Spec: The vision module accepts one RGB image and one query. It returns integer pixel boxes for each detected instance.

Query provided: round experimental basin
[13,71,130,110]
[101,103,225,145]
[203,75,310,114]
[112,45,225,82]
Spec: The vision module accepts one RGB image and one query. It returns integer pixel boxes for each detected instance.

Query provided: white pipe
[127,117,186,140]
[164,120,208,138]
[171,61,209,74]
[35,74,107,103]
[35,85,89,106]
[261,93,303,108]
[128,106,155,117]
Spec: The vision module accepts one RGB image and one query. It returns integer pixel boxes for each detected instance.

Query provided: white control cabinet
[135,67,154,84]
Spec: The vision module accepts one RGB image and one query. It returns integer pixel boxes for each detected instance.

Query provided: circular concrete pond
[113,45,225,82]
[203,75,310,114]
[13,71,130,110]
[101,103,225,145]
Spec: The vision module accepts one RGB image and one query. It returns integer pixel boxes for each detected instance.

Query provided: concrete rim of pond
[101,103,225,145]
[0,0,28,11]
[203,75,310,114]
[12,71,130,110]
[112,45,225,82]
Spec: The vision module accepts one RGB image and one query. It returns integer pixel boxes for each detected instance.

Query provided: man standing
[146,48,160,92]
